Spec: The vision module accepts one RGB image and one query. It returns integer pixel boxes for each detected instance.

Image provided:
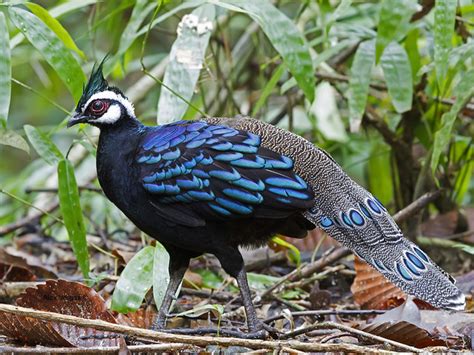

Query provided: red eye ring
[90,100,108,115]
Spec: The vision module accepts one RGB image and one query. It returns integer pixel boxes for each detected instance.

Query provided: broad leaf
[0,12,11,125]
[10,0,99,49]
[153,241,170,309]
[24,125,63,165]
[215,0,315,102]
[431,69,474,173]
[375,0,418,62]
[434,0,457,88]
[157,4,215,124]
[9,7,85,101]
[348,39,375,132]
[0,129,30,154]
[112,246,155,313]
[26,2,85,59]
[380,42,413,113]
[58,159,89,279]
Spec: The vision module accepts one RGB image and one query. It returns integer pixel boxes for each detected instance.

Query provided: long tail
[302,149,465,310]
[210,116,466,311]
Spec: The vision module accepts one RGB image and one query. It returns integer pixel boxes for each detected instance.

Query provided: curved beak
[67,112,88,128]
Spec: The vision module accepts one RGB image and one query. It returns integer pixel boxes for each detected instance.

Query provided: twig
[0,202,59,236]
[264,309,385,324]
[278,321,421,353]
[288,247,351,283]
[0,303,393,353]
[392,191,441,224]
[25,186,102,194]
[0,343,196,354]
[179,287,234,302]
[258,262,308,300]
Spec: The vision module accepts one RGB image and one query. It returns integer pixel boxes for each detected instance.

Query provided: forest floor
[0,197,473,353]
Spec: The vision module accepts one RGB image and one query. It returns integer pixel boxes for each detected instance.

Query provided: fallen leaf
[0,280,122,347]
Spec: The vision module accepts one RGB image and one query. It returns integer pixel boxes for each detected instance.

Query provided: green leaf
[57,159,89,279]
[116,0,156,58]
[348,39,375,132]
[246,272,281,291]
[380,42,413,113]
[157,4,215,124]
[404,28,420,82]
[0,12,10,125]
[252,64,285,116]
[112,246,155,313]
[431,69,474,173]
[215,0,315,102]
[375,0,418,62]
[10,0,99,50]
[153,241,170,309]
[135,0,207,37]
[434,0,457,88]
[26,2,85,59]
[368,143,393,205]
[9,7,85,101]
[0,129,30,154]
[24,125,63,165]
[451,139,473,204]
[271,236,301,266]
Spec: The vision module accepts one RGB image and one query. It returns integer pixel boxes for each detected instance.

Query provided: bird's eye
[90,100,107,115]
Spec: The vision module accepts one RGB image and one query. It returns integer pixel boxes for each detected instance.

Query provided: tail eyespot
[366,198,382,215]
[413,246,430,263]
[405,251,426,270]
[320,216,334,228]
[402,257,421,276]
[349,209,365,226]
[395,261,413,281]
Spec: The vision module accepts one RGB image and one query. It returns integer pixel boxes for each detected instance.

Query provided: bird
[68,62,465,334]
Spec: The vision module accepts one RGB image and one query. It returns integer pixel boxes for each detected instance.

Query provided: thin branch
[264,309,385,324]
[0,201,59,236]
[25,186,102,194]
[392,191,441,224]
[0,303,393,353]
[288,247,352,283]
[0,343,196,354]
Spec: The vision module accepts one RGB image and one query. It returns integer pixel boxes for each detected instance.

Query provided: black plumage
[68,64,465,333]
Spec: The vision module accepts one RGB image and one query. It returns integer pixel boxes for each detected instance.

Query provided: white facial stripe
[84,91,135,118]
[94,104,121,124]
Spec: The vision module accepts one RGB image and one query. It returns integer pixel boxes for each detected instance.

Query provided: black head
[68,60,135,128]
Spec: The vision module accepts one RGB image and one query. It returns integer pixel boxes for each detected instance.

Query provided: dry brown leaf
[358,320,448,348]
[0,248,57,279]
[0,280,122,347]
[357,299,472,349]
[351,256,406,309]
[116,305,157,329]
[0,263,36,281]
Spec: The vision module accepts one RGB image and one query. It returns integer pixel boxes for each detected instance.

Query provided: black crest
[76,58,109,111]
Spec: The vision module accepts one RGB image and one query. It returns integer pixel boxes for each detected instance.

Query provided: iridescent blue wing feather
[136,120,314,227]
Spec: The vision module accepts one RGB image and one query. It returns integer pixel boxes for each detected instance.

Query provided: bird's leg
[235,267,261,333]
[152,255,189,331]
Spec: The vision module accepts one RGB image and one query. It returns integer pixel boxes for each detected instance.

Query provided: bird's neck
[96,117,144,202]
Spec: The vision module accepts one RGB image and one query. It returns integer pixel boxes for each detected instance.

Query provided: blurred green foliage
[0,0,473,283]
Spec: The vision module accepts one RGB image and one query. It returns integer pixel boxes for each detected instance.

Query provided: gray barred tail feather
[209,116,466,311]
